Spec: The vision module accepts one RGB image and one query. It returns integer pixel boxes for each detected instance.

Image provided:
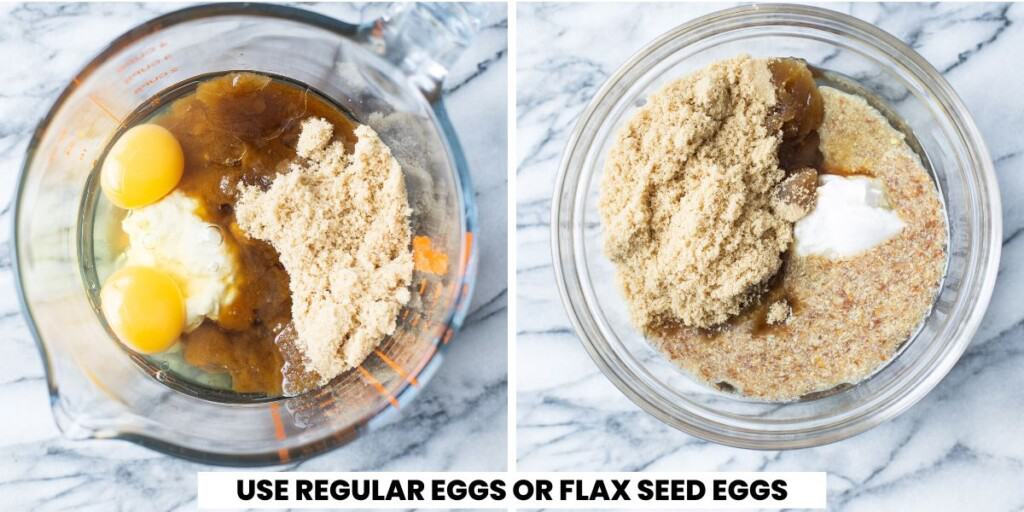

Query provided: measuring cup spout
[357,3,486,101]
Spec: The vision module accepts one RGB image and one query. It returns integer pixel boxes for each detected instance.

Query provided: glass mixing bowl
[552,4,1001,449]
[13,3,481,465]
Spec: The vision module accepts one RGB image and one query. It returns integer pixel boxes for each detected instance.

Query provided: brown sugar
[765,300,792,326]
[600,56,826,330]
[235,118,413,391]
[600,55,796,329]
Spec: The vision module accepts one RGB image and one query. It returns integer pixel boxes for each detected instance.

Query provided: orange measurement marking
[89,95,121,124]
[462,232,474,269]
[319,395,336,410]
[410,313,420,327]
[418,279,428,295]
[374,349,420,388]
[443,328,454,345]
[269,402,290,463]
[72,77,122,123]
[413,235,449,275]
[116,43,159,73]
[357,366,400,410]
[133,66,180,95]
[314,385,332,399]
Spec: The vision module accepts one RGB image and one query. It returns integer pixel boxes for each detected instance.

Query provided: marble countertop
[0,2,507,510]
[517,2,1024,510]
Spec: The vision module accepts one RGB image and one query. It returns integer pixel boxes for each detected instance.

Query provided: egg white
[120,191,238,330]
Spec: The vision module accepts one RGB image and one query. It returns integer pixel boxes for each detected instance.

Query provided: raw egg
[100,266,186,354]
[100,123,184,209]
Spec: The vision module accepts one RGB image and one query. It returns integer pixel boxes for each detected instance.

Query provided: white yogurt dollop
[794,175,904,258]
[121,191,238,330]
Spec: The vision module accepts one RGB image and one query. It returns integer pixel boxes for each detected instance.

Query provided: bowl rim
[11,2,479,466]
[550,3,1002,449]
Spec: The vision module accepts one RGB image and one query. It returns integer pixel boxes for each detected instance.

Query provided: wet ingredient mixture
[97,72,411,396]
[600,56,946,400]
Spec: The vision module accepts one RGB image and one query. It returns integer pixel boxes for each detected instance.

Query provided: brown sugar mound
[236,117,413,387]
[600,55,794,330]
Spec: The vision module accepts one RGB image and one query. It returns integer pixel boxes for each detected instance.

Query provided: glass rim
[12,2,480,466]
[551,3,1001,449]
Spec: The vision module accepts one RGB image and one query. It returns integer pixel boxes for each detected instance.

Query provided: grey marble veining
[517,3,1024,510]
[0,2,507,510]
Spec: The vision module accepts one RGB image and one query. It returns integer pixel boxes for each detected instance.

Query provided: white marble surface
[517,2,1024,510]
[0,2,507,510]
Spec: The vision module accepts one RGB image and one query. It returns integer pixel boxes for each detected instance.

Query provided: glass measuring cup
[13,3,481,465]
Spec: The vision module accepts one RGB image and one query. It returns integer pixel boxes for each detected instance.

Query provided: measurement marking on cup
[133,67,180,96]
[123,54,173,85]
[318,394,337,411]
[357,366,400,410]
[374,349,420,388]
[116,41,166,73]
[71,77,123,124]
[462,232,474,270]
[413,235,449,275]
[88,94,121,123]
[268,402,290,463]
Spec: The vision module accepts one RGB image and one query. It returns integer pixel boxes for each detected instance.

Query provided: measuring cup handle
[358,3,486,100]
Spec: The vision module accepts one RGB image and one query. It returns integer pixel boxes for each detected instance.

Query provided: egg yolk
[100,266,186,354]
[100,124,184,209]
